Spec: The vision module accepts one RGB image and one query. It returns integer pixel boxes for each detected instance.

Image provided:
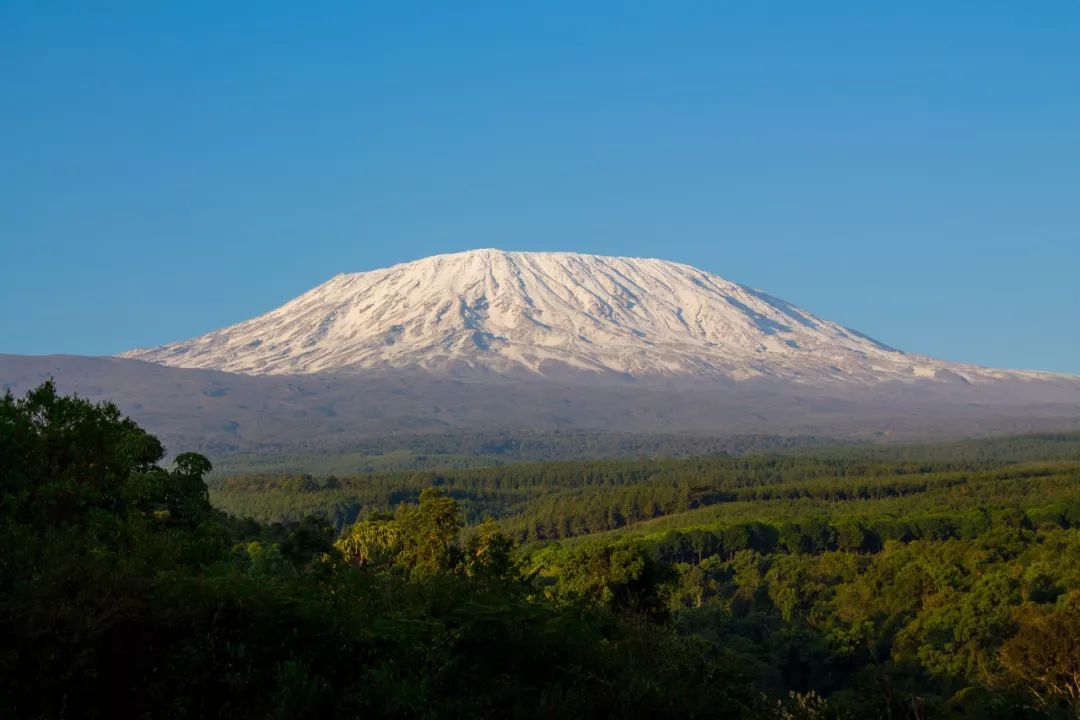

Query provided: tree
[0,380,165,530]
[836,522,878,553]
[686,528,721,563]
[337,488,466,576]
[999,604,1080,710]
[173,452,212,478]
[165,452,213,525]
[335,514,401,568]
[553,540,672,618]
[464,518,515,583]
[395,487,464,576]
[723,524,754,559]
[281,515,337,568]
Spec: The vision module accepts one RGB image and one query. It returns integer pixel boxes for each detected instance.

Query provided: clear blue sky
[2,2,1077,373]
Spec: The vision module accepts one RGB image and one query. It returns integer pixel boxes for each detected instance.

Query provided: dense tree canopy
[2,382,1078,718]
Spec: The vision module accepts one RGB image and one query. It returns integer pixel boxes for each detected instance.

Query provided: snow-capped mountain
[7,250,1077,456]
[121,249,1057,385]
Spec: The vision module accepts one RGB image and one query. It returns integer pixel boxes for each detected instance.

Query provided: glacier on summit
[121,249,1061,386]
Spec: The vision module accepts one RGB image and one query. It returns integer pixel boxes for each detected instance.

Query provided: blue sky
[2,1,1077,373]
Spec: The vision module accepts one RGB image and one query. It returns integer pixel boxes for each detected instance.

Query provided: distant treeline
[211,442,1080,543]
[211,428,857,476]
[212,428,1080,477]
[637,499,1080,563]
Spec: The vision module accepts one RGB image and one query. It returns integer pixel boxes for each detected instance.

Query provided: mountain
[120,249,1057,386]
[4,251,1077,467]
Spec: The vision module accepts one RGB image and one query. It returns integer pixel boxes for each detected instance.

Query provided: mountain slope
[120,250,1058,385]
[4,355,1079,467]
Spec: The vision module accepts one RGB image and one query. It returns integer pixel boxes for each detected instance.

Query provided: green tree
[553,540,672,618]
[0,379,165,531]
[1000,604,1080,710]
[335,513,401,568]
[165,452,214,525]
[464,517,516,583]
[395,487,464,576]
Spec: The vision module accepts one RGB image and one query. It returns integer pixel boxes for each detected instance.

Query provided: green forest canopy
[3,382,1079,718]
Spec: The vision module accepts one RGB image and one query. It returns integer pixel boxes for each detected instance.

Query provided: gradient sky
[2,2,1078,373]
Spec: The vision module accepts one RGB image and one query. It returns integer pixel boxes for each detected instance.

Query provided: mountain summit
[121,249,1051,384]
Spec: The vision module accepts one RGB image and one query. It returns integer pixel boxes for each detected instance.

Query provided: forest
[3,382,1079,718]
